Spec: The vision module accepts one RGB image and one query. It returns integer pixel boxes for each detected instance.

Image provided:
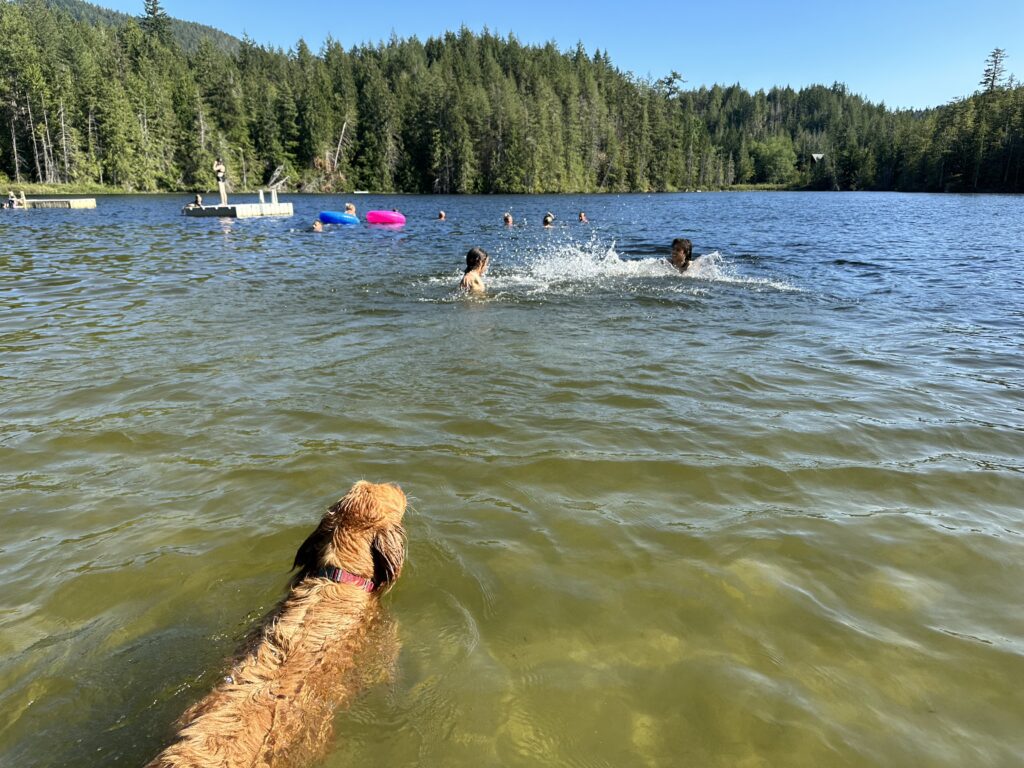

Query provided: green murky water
[1,192,1022,766]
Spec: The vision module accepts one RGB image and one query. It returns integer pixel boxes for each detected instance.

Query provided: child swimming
[669,238,693,272]
[459,247,490,294]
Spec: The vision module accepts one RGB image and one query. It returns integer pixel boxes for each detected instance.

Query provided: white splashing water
[428,238,800,298]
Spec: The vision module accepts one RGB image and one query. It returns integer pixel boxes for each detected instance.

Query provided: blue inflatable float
[319,211,359,225]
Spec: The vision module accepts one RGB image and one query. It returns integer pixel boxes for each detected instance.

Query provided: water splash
[426,237,800,299]
[499,238,800,295]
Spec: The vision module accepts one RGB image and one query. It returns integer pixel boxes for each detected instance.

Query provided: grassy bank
[3,181,130,196]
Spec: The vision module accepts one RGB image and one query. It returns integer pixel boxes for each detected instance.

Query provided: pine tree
[140,0,171,43]
[980,48,1008,93]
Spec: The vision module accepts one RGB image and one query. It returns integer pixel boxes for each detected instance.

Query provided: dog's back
[148,482,407,768]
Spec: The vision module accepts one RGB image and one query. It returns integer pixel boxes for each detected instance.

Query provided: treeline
[1,0,1022,193]
[36,0,239,55]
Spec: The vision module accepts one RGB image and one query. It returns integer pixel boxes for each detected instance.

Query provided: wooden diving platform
[182,190,292,219]
[23,198,97,209]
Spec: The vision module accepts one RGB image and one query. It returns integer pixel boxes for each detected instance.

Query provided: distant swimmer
[503,212,513,226]
[578,211,588,223]
[438,210,446,221]
[542,211,554,228]
[459,247,490,294]
[669,238,693,273]
[312,219,324,232]
[344,202,356,215]
[182,193,203,214]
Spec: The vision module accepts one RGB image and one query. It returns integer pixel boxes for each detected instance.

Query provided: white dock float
[182,189,292,219]
[24,198,97,209]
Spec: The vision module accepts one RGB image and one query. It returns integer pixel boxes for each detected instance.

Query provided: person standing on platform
[213,158,228,205]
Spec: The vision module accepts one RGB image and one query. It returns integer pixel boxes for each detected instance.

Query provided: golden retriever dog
[147,481,408,768]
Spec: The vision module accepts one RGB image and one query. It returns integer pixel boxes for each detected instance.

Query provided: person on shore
[503,212,513,226]
[669,237,693,273]
[312,220,324,232]
[213,158,227,205]
[578,211,588,223]
[542,212,554,228]
[438,210,446,221]
[459,247,490,294]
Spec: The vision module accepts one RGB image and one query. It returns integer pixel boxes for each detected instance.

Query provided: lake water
[1,192,1022,767]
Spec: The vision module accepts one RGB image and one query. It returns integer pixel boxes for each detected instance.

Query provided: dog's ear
[292,511,337,579]
[371,524,406,590]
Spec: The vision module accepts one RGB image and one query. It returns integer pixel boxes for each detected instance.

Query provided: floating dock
[182,190,292,219]
[23,198,97,209]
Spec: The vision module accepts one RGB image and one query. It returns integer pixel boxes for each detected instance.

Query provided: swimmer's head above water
[670,238,693,272]
[459,247,490,294]
[465,247,489,273]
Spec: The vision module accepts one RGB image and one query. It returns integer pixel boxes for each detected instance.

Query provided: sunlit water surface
[1,192,1022,767]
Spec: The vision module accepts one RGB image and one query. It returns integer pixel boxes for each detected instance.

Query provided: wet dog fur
[146,481,407,768]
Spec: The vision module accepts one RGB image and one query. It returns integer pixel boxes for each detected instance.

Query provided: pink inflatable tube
[366,210,406,225]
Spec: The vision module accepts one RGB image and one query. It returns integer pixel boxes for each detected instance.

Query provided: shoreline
[7,183,1016,197]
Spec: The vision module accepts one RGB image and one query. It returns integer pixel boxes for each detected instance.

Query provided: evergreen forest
[1,0,1022,194]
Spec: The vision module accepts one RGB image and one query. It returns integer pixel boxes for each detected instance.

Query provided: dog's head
[292,481,407,590]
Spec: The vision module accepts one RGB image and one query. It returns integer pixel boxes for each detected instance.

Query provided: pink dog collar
[315,566,375,592]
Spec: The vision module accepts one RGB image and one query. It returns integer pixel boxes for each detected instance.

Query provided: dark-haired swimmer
[503,212,513,226]
[542,212,554,228]
[670,238,693,273]
[459,247,490,294]
[312,219,324,232]
[578,211,588,223]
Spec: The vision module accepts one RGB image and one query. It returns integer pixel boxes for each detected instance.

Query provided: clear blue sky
[108,0,1020,109]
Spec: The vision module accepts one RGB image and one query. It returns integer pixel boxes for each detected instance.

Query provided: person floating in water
[578,211,588,223]
[669,238,693,272]
[213,158,227,205]
[542,212,554,228]
[344,202,356,216]
[312,220,324,232]
[438,210,446,221]
[459,247,490,294]
[503,212,513,226]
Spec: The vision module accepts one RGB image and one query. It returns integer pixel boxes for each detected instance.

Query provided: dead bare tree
[59,98,71,180]
[267,164,290,190]
[24,96,43,182]
[332,120,348,172]
[9,110,22,183]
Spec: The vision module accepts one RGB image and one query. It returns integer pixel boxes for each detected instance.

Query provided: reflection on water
[1,192,1023,767]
